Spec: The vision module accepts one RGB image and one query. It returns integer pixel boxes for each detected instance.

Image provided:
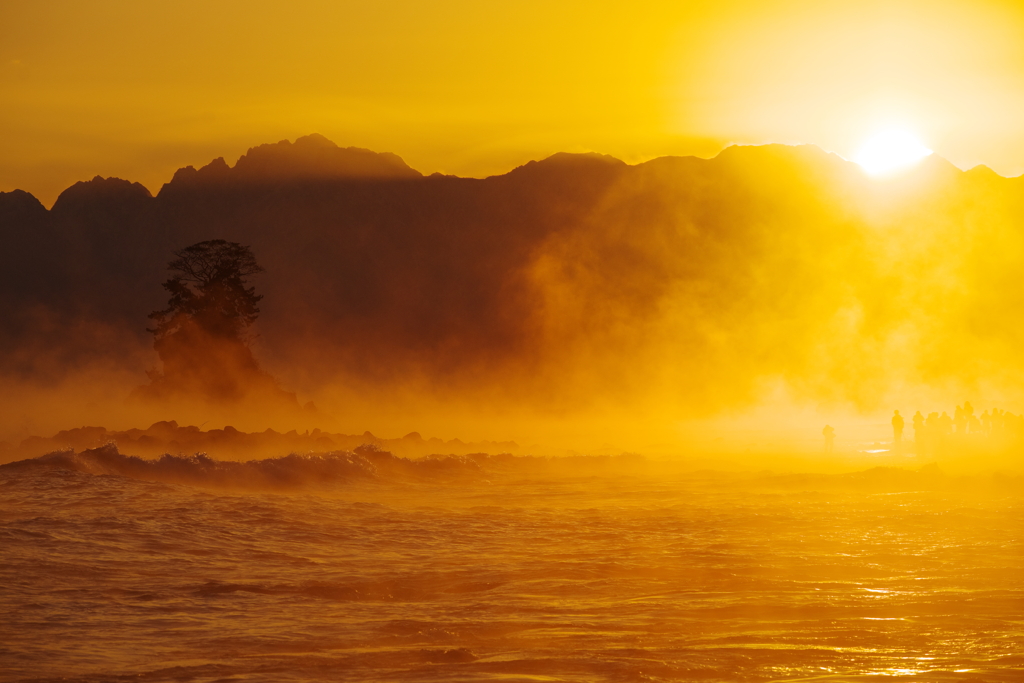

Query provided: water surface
[1,450,1021,682]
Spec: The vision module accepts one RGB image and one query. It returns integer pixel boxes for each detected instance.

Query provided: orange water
[1,459,1022,682]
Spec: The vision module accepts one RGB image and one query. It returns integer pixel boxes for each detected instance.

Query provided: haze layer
[2,135,1023,443]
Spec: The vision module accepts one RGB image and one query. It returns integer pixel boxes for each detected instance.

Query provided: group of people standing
[821,401,1021,454]
[893,401,1021,445]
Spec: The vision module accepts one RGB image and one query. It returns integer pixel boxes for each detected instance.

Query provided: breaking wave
[0,443,645,489]
[3,443,1013,494]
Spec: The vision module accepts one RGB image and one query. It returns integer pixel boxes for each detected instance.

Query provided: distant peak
[204,157,230,171]
[168,157,232,187]
[293,133,338,149]
[914,153,963,178]
[715,142,841,163]
[160,135,422,194]
[546,151,626,164]
[0,188,45,206]
[966,163,1001,179]
[51,175,152,213]
[508,151,628,178]
[0,188,47,214]
[532,152,627,169]
[233,135,422,180]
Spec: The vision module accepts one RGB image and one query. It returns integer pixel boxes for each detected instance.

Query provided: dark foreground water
[1,447,1022,682]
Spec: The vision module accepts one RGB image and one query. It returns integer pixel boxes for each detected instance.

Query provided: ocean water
[1,447,1022,682]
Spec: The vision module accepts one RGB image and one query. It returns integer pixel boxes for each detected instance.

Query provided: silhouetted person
[926,411,939,447]
[822,424,835,454]
[963,401,974,432]
[912,411,924,450]
[939,411,952,436]
[954,405,966,434]
[981,410,991,435]
[969,413,982,434]
[892,410,904,445]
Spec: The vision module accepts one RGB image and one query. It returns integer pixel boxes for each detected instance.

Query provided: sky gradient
[3,0,1024,206]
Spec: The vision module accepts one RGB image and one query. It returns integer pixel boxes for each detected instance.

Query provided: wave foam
[0,443,490,489]
[0,443,647,489]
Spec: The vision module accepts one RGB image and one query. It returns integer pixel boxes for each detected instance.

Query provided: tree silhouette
[148,240,264,343]
[141,240,277,402]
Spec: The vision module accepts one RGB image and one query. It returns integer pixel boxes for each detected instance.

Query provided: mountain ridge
[4,134,1024,432]
[4,138,1021,212]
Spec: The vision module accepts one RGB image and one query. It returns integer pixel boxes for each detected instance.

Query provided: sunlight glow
[854,129,933,176]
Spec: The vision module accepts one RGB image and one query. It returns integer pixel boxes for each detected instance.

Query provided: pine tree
[148,240,264,343]
[143,240,270,401]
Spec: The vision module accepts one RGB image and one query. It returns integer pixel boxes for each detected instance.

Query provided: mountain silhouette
[2,136,1024,417]
[163,134,421,194]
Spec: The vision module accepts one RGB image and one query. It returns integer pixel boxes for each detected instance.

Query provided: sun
[853,129,933,176]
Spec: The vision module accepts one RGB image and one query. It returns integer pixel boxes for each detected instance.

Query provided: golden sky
[3,0,1024,205]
